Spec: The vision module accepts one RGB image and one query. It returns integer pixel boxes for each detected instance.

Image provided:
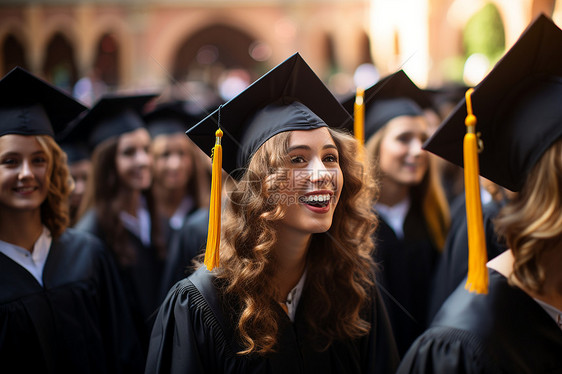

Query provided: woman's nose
[136,150,151,166]
[308,158,332,184]
[18,159,33,180]
[409,138,424,156]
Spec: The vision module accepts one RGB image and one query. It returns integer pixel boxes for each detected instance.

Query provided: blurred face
[0,135,50,213]
[151,134,194,191]
[115,128,152,191]
[275,127,343,235]
[68,159,91,210]
[378,115,429,187]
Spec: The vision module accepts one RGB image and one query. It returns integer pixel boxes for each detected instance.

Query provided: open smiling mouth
[299,193,332,208]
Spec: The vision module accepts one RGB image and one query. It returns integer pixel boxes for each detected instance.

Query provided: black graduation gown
[146,267,400,374]
[158,208,208,301]
[372,204,439,357]
[428,197,507,320]
[0,228,144,374]
[397,269,562,373]
[75,209,165,351]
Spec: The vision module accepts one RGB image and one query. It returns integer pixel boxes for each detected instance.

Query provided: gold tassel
[463,88,488,294]
[354,87,365,162]
[204,129,223,271]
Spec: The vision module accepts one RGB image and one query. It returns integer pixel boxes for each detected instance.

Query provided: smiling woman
[0,67,143,372]
[342,70,450,357]
[0,135,50,215]
[145,53,399,374]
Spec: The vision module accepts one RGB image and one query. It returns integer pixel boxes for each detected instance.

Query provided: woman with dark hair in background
[144,101,210,297]
[73,94,165,355]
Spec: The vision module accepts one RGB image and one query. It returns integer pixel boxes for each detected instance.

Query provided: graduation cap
[187,53,352,179]
[0,67,87,137]
[423,14,562,293]
[186,52,353,270]
[59,142,90,164]
[144,100,203,138]
[60,93,158,152]
[425,14,562,192]
[341,69,434,141]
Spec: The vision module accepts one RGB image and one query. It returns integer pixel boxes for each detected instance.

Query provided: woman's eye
[290,155,306,164]
[323,154,338,163]
[397,134,412,144]
[33,156,47,164]
[1,158,17,166]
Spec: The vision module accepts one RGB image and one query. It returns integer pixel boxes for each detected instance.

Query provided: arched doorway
[43,32,78,92]
[2,34,28,74]
[94,33,120,89]
[358,31,374,66]
[171,24,259,86]
[322,33,338,78]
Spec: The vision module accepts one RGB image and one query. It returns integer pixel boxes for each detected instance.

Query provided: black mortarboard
[424,14,562,192]
[59,142,90,164]
[341,69,434,140]
[186,52,352,180]
[0,67,86,137]
[144,100,202,138]
[62,93,158,152]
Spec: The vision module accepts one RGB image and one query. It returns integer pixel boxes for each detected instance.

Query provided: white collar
[169,196,194,230]
[283,269,307,322]
[0,226,52,285]
[120,197,151,247]
[375,197,411,239]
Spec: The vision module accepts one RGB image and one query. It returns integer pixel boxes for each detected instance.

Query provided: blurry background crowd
[1,0,561,106]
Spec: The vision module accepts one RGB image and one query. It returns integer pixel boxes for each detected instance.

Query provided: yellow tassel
[354,87,365,162]
[463,88,488,294]
[204,129,223,271]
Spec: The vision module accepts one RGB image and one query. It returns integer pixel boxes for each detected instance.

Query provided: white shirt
[169,196,194,230]
[283,270,307,322]
[375,197,411,240]
[0,226,52,286]
[120,197,152,247]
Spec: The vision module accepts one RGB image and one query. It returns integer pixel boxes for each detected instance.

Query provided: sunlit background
[1,0,561,108]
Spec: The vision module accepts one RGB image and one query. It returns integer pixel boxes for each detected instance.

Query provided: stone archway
[1,34,28,73]
[93,33,120,89]
[171,24,258,84]
[43,32,78,92]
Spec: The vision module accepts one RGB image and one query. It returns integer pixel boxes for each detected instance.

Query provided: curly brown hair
[494,139,562,294]
[36,135,72,238]
[213,127,378,355]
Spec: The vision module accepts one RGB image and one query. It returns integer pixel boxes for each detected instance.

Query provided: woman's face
[0,134,50,213]
[151,134,194,192]
[378,115,429,188]
[276,127,343,235]
[68,159,91,210]
[115,128,152,191]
